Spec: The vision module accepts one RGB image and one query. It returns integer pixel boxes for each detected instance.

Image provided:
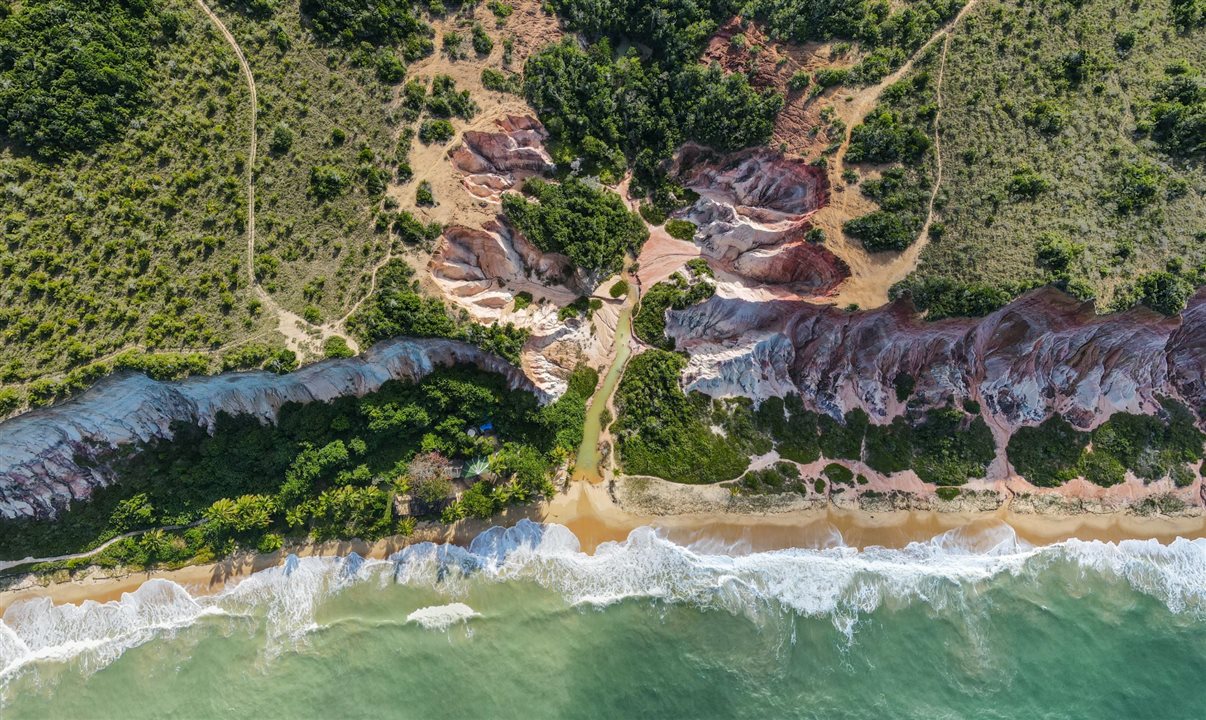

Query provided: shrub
[0,0,157,156]
[935,487,960,501]
[472,23,494,55]
[309,165,349,201]
[416,180,435,206]
[376,52,406,83]
[503,177,647,277]
[269,123,294,153]
[419,119,455,144]
[609,279,629,298]
[324,337,355,359]
[823,463,854,485]
[664,219,697,241]
[845,211,912,252]
[613,350,750,484]
[1007,416,1087,487]
[481,68,520,93]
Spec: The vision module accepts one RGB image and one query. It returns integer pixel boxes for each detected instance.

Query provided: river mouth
[573,288,636,484]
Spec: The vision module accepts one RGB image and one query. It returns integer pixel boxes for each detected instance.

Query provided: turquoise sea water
[2,520,1205,719]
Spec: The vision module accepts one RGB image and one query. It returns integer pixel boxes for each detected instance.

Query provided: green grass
[899,0,1206,311]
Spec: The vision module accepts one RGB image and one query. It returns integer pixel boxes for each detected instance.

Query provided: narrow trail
[0,522,202,575]
[196,0,344,357]
[915,33,952,246]
[821,0,978,308]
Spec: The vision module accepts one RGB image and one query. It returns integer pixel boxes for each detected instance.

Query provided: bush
[633,273,714,348]
[309,165,350,201]
[0,0,157,156]
[301,0,431,48]
[609,279,629,298]
[416,180,435,206]
[844,211,913,252]
[1007,416,1087,487]
[323,337,355,358]
[426,75,477,119]
[270,123,295,153]
[419,119,455,144]
[481,68,520,93]
[503,177,648,277]
[664,219,697,241]
[823,463,854,485]
[471,23,494,55]
[613,350,750,484]
[847,108,931,164]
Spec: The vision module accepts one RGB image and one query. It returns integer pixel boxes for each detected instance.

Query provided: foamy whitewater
[3,520,1206,718]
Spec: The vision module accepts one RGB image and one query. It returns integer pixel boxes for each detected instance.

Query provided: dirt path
[915,33,952,246]
[818,0,979,308]
[196,0,348,358]
[0,522,201,575]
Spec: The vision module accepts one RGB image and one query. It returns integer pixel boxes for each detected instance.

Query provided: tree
[502,177,648,277]
[0,0,158,156]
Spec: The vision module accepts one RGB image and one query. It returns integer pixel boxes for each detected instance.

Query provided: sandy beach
[2,479,1204,616]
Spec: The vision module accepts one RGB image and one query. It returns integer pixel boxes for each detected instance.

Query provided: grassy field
[214,0,401,323]
[0,0,269,394]
[897,0,1206,310]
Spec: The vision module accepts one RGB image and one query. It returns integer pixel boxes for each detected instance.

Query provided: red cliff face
[672,146,848,295]
[667,286,1205,433]
[449,115,555,202]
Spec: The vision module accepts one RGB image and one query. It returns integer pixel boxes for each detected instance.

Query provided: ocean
[2,520,1205,719]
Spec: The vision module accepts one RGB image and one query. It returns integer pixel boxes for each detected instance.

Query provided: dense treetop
[523,39,782,182]
[502,177,648,277]
[0,0,161,156]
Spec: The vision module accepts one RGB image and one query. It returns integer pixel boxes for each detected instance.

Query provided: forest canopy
[502,177,648,277]
[0,0,161,156]
[522,39,782,182]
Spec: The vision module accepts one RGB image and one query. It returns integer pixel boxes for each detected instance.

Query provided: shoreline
[3,480,1204,616]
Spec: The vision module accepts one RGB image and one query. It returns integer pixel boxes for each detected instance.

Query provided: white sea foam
[406,603,480,630]
[3,520,1205,689]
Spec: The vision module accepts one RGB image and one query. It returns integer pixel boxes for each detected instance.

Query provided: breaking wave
[3,520,1205,688]
[406,603,480,631]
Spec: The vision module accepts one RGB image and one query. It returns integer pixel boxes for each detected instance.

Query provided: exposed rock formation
[0,339,542,521]
[450,115,555,202]
[673,146,848,295]
[667,285,1206,434]
[429,220,575,308]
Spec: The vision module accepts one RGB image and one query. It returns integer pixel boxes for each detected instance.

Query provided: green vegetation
[1006,416,1088,487]
[546,0,963,86]
[481,68,521,93]
[1144,63,1205,158]
[522,38,782,185]
[618,357,1000,488]
[300,0,432,53]
[347,260,528,363]
[844,64,937,253]
[0,366,579,563]
[633,267,715,349]
[664,219,698,242]
[895,0,1206,314]
[730,462,808,496]
[613,350,751,484]
[823,463,854,485]
[0,0,159,157]
[502,178,648,277]
[609,280,629,298]
[1006,400,1204,487]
